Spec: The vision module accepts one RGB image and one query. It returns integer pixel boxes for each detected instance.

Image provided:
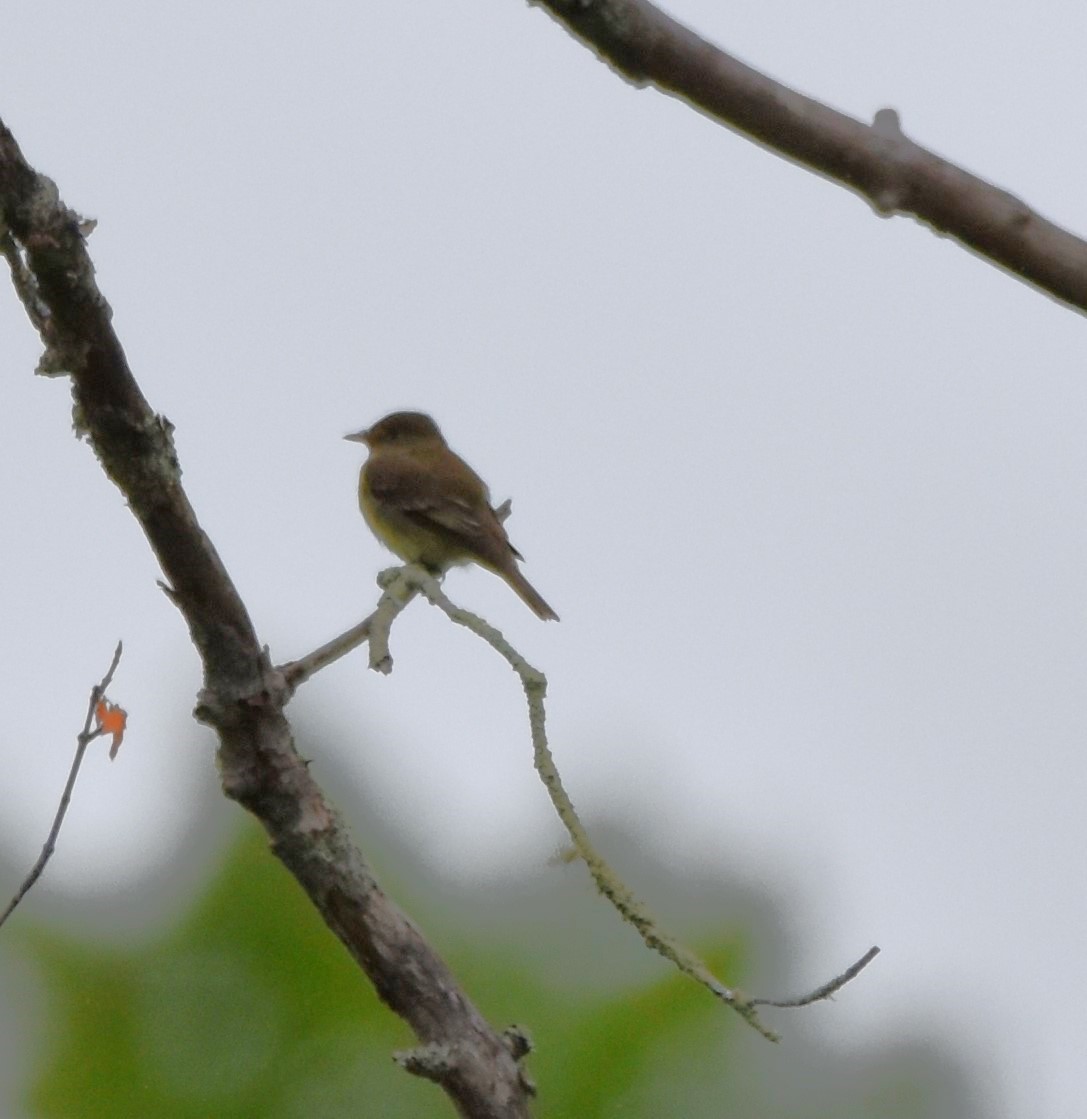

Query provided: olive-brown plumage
[345,411,558,621]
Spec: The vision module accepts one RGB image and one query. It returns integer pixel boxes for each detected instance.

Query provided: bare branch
[0,118,532,1119]
[528,0,1087,313]
[0,641,123,930]
[374,566,878,1040]
[752,945,882,1010]
[279,502,518,688]
[281,612,376,688]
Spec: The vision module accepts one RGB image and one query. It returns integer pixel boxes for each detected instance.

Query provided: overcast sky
[3,2,1086,1116]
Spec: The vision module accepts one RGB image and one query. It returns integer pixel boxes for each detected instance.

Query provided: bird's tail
[502,566,559,622]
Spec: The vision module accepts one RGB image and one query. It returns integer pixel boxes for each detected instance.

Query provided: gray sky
[3,2,1085,1115]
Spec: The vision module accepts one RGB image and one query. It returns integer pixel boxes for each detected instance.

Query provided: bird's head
[344,411,444,449]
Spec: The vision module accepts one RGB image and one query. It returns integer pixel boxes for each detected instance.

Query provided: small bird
[345,411,559,621]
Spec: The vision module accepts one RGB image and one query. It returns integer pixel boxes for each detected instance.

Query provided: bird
[345,411,559,621]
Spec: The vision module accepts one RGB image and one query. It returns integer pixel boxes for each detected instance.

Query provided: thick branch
[529,0,1087,313]
[0,118,531,1119]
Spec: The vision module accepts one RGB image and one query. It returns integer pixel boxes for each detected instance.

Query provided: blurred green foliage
[15,823,982,1118]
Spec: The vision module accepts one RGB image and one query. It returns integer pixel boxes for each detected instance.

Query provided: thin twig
[280,502,516,688]
[0,641,123,930]
[751,945,882,1009]
[371,566,879,1039]
[278,566,424,688]
[281,612,377,688]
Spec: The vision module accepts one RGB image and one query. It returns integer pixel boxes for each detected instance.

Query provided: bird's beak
[344,430,370,445]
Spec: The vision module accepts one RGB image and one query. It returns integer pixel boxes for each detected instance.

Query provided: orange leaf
[95,699,128,759]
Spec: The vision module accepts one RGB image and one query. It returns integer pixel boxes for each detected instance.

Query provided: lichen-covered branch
[372,566,879,1041]
[528,0,1087,313]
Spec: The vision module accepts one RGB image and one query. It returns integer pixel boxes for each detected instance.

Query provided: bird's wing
[367,452,499,542]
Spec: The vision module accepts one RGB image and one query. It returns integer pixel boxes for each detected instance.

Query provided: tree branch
[0,118,532,1119]
[528,0,1087,314]
[378,566,878,1042]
